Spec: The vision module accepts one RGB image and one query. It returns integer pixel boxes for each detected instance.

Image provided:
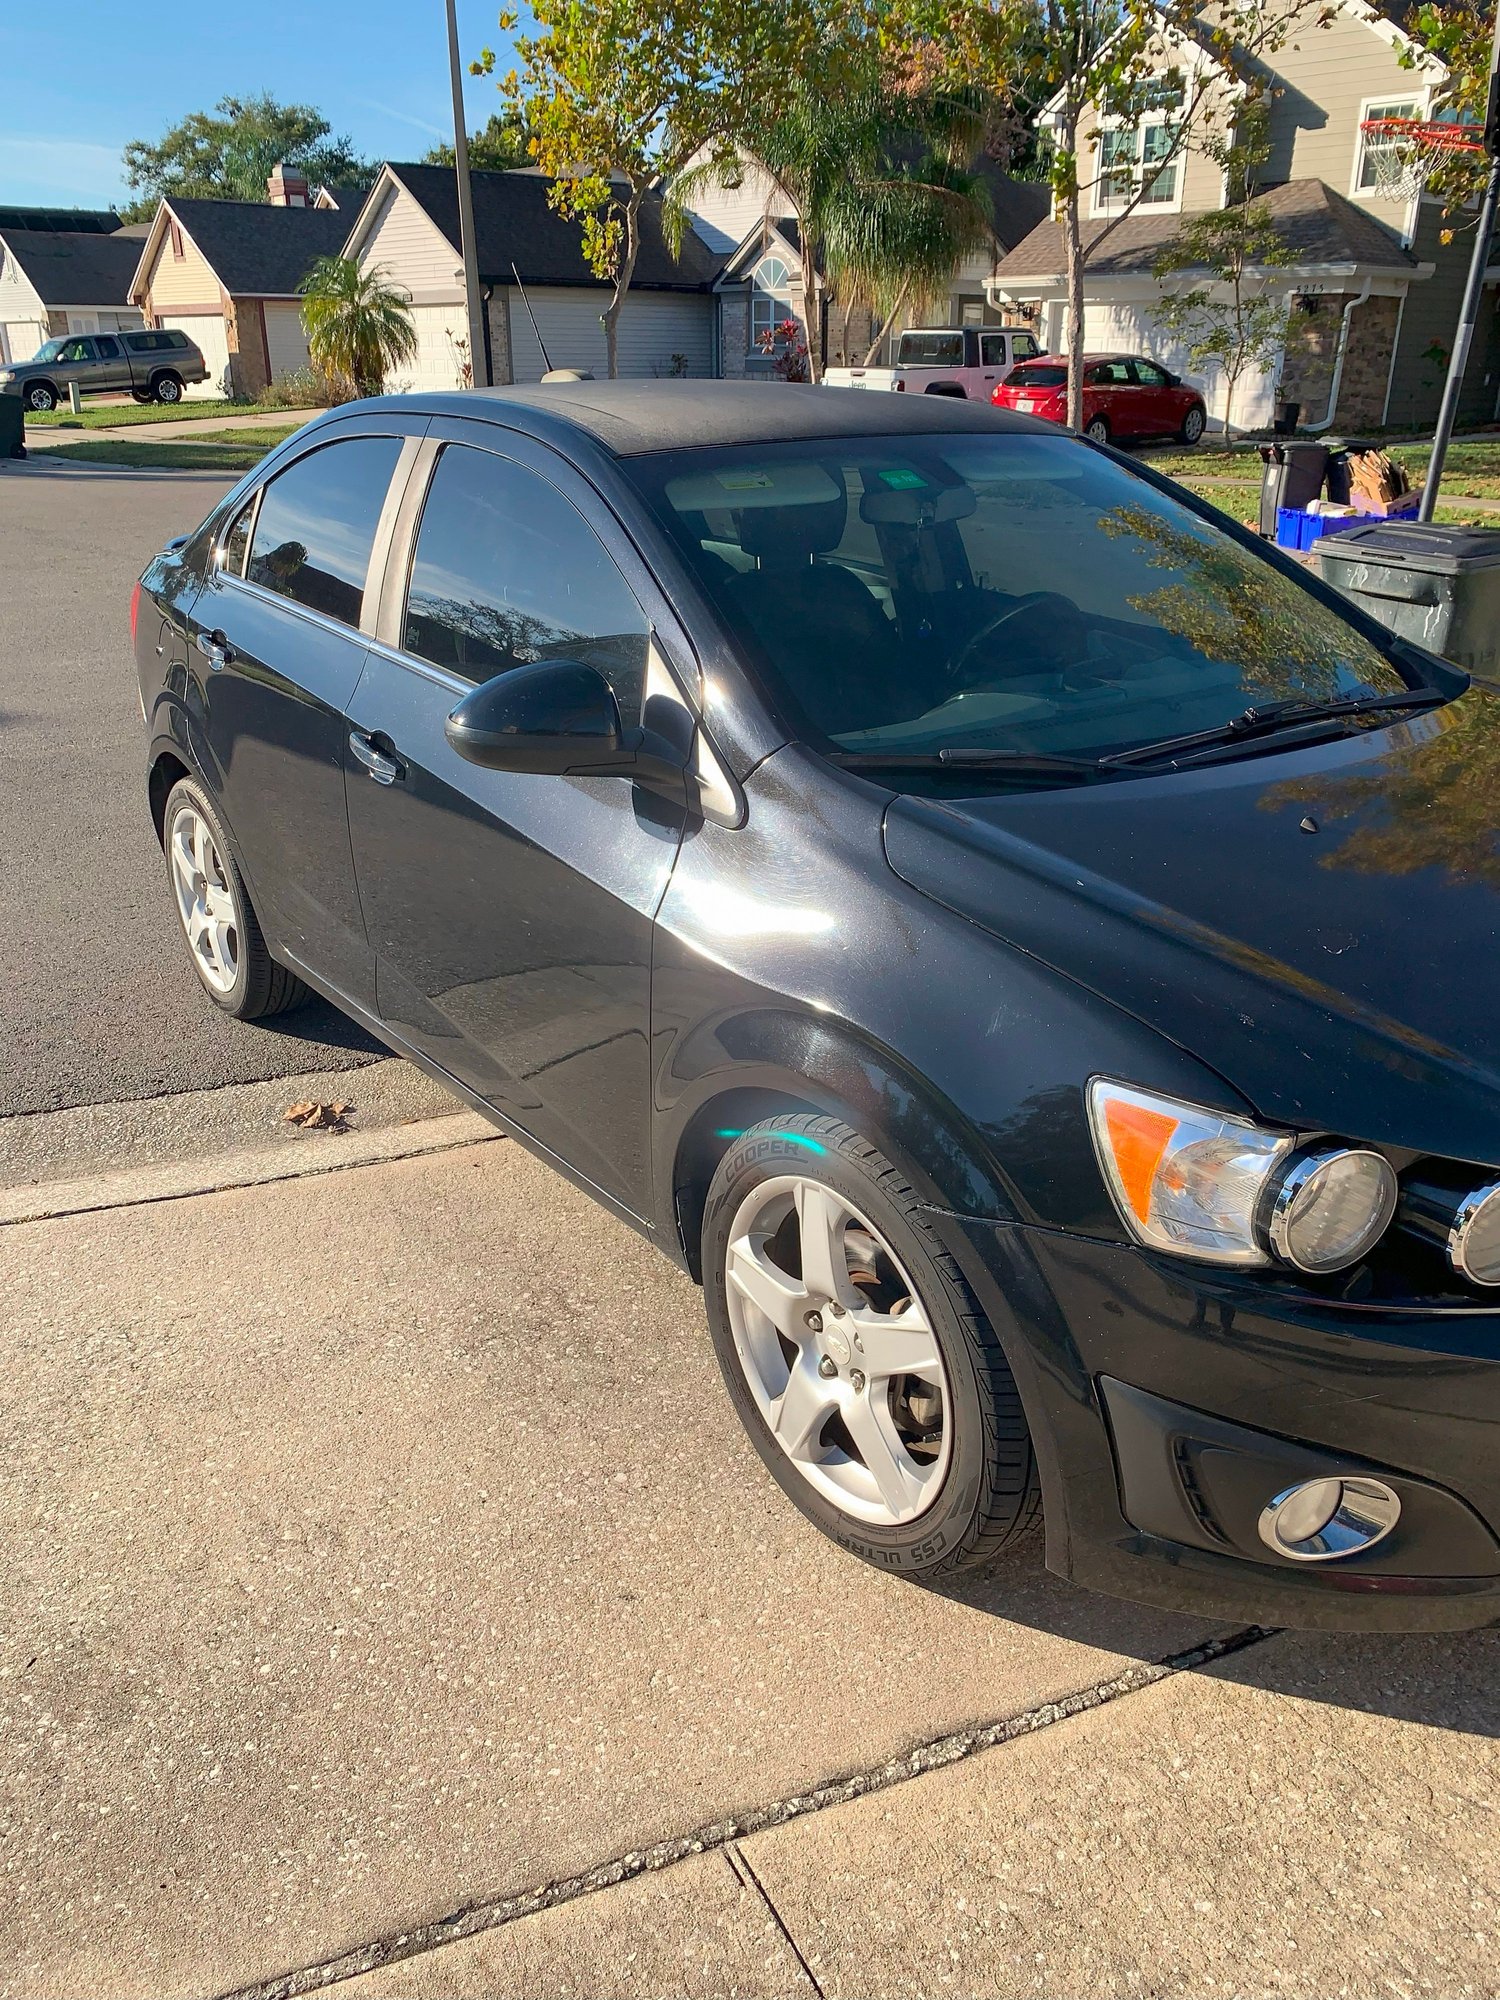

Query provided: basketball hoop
[1359,117,1487,202]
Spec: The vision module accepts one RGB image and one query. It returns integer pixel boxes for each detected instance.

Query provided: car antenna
[511,261,553,373]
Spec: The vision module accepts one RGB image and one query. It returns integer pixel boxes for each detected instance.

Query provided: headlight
[1087,1080,1396,1273]
[0,372,14,384]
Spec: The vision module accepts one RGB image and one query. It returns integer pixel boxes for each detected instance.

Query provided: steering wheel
[947,592,1087,690]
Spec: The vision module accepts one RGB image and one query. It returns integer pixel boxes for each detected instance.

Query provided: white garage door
[160,314,232,399]
[262,302,312,386]
[384,302,470,394]
[0,319,45,365]
[507,288,714,383]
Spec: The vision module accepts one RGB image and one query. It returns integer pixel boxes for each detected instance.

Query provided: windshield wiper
[1098,688,1447,769]
[831,748,1106,780]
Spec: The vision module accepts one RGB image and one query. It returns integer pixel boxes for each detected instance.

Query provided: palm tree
[298,258,418,400]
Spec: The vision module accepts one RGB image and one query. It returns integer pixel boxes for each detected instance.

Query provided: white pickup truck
[825,326,1041,398]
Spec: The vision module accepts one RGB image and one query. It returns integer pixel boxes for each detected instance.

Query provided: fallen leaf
[281,1100,354,1132]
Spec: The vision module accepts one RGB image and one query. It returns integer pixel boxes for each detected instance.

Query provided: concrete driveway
[0,461,383,1117]
[1,1086,1495,2000]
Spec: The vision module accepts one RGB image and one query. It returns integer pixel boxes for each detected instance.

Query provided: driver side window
[402,444,651,725]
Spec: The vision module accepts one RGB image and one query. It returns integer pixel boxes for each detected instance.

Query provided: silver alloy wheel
[169,806,239,994]
[1183,405,1206,442]
[1085,416,1109,443]
[723,1174,952,1527]
[27,386,54,412]
[156,376,181,403]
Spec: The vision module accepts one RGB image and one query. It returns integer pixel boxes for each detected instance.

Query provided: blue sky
[0,0,517,209]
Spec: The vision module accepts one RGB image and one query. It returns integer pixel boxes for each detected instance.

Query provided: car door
[345,424,691,1220]
[90,333,130,393]
[1086,358,1133,434]
[978,332,1009,399]
[1128,358,1175,436]
[181,422,424,1008]
[50,336,97,397]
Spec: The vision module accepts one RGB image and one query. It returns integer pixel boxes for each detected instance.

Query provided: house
[991,0,1500,431]
[341,163,723,387]
[128,175,350,398]
[0,224,145,365]
[680,147,1051,375]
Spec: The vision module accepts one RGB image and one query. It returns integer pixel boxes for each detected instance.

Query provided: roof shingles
[165,198,350,296]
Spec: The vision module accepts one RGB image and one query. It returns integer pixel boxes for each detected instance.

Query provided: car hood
[882,691,1500,1165]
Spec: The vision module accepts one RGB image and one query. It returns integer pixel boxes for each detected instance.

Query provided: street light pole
[445,0,490,388]
[1420,1,1500,519]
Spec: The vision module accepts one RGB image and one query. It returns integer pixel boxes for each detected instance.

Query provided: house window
[168,218,184,261]
[750,254,794,351]
[1355,99,1423,196]
[1095,78,1185,212]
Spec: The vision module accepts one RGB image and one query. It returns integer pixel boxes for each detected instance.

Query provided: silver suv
[0,328,210,412]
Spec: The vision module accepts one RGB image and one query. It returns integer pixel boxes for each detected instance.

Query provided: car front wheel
[152,372,184,404]
[703,1114,1040,1577]
[162,779,309,1019]
[24,383,57,413]
[1179,403,1207,444]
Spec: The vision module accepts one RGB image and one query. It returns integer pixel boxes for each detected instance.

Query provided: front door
[182,427,416,1007]
[345,429,689,1219]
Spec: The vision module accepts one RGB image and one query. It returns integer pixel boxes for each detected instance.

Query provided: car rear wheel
[24,383,57,413]
[152,372,184,404]
[1083,414,1110,444]
[703,1114,1040,1578]
[162,779,310,1019]
[1179,403,1207,445]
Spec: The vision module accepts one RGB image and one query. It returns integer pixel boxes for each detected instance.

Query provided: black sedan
[134,381,1500,1632]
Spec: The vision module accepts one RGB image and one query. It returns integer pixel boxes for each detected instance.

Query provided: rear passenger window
[95,336,121,359]
[248,436,401,627]
[403,444,650,720]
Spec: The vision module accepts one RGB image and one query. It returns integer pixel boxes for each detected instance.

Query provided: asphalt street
[0,461,383,1116]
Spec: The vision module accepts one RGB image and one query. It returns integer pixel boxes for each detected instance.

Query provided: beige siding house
[993,0,1499,432]
[342,163,721,388]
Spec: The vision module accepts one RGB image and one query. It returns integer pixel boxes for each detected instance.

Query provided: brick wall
[225,295,268,401]
[1335,294,1399,429]
[719,291,750,378]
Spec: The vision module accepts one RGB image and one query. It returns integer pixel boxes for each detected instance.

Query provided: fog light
[1399,1174,1500,1287]
[1258,1476,1401,1562]
[1266,1148,1397,1274]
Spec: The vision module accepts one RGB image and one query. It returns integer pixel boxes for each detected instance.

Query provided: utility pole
[446,0,490,388]
[1420,2,1500,519]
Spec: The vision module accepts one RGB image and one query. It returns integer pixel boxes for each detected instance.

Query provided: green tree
[299,258,418,400]
[122,94,371,219]
[424,110,532,172]
[1149,123,1294,439]
[482,0,815,378]
[912,0,1325,429]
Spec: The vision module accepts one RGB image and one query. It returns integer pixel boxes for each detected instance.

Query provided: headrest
[738,480,849,566]
[859,482,976,527]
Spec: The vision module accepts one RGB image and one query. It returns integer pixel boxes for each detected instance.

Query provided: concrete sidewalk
[1,1098,1494,1999]
[23,408,324,450]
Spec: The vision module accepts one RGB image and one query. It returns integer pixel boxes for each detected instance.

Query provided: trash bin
[1322,438,1378,506]
[0,393,24,460]
[1316,522,1500,682]
[1257,440,1328,537]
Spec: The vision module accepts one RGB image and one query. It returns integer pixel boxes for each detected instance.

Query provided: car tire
[151,372,184,405]
[702,1113,1040,1579]
[24,383,57,413]
[131,389,153,404]
[162,778,310,1020]
[1083,414,1110,444]
[1179,403,1207,445]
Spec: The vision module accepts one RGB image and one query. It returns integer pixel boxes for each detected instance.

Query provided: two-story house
[991,0,1498,432]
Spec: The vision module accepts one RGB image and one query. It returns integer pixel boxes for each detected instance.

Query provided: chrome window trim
[213,571,374,647]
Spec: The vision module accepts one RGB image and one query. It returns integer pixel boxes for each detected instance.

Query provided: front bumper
[946,1217,1500,1632]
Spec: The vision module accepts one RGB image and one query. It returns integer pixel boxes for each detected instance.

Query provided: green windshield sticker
[878,469,928,489]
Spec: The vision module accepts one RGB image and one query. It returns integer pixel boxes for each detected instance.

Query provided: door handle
[349,729,404,785]
[199,629,233,672]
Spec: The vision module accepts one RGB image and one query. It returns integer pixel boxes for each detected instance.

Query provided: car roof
[352,380,1048,459]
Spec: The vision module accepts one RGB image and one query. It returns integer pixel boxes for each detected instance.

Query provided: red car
[992,353,1208,446]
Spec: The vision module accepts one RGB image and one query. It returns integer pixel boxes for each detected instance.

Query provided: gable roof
[356,164,723,290]
[135,198,350,300]
[994,177,1419,282]
[0,228,144,305]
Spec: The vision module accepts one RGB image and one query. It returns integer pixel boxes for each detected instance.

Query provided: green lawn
[39,425,302,472]
[1178,478,1496,530]
[1146,438,1500,499]
[24,398,248,431]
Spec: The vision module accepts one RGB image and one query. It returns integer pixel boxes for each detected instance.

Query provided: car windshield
[30,338,70,362]
[896,333,963,367]
[627,433,1411,781]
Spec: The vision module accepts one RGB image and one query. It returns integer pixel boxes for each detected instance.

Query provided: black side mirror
[444,657,692,804]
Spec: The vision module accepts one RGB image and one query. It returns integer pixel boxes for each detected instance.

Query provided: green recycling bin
[1316,522,1500,683]
[0,392,24,460]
